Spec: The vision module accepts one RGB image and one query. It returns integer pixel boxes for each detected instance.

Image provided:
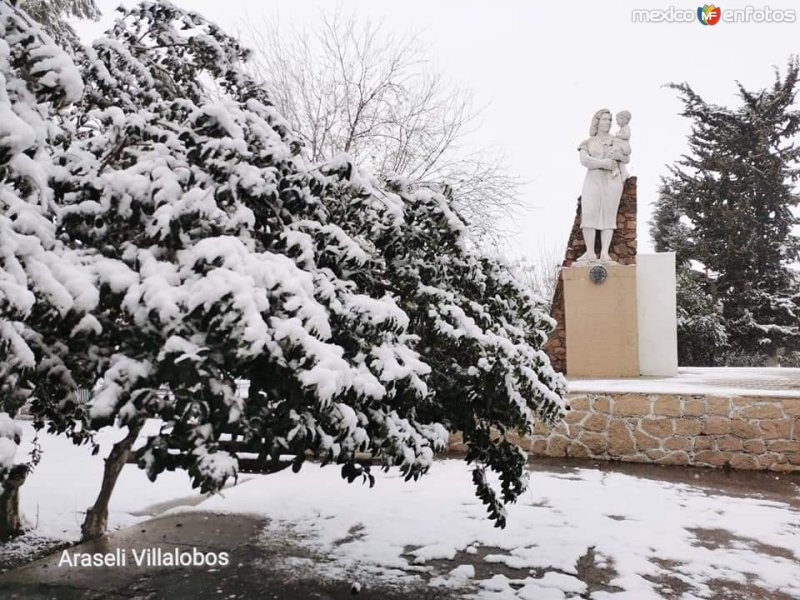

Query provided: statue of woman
[576,108,627,263]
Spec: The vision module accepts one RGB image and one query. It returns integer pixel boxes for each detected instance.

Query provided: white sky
[71,0,800,262]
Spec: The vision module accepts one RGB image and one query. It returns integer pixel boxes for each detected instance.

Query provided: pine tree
[651,184,728,365]
[674,270,728,366]
[654,61,800,364]
[650,183,693,266]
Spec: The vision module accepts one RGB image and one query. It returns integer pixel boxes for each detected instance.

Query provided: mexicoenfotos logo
[631,5,796,23]
[697,4,722,25]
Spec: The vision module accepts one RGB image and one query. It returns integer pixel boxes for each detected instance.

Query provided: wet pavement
[531,456,800,509]
[0,512,446,600]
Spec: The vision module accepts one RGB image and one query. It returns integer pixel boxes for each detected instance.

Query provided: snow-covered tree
[17,0,99,45]
[651,184,728,365]
[654,62,800,365]
[650,183,693,266]
[279,163,565,523]
[0,0,94,539]
[3,0,565,540]
[674,271,728,366]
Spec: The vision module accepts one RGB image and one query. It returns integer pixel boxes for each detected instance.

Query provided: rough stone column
[544,177,638,374]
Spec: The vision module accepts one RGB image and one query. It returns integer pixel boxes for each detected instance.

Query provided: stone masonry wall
[449,393,800,473]
[544,177,638,374]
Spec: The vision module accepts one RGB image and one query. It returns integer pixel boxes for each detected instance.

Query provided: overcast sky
[72,0,800,263]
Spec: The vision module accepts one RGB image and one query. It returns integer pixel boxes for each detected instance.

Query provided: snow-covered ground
[188,462,800,599]
[14,421,199,541]
[569,366,800,398]
[6,422,800,599]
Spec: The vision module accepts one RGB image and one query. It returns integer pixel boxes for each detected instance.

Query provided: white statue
[576,108,631,263]
[612,110,631,181]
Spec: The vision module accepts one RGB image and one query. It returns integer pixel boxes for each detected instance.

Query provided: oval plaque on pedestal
[589,265,608,284]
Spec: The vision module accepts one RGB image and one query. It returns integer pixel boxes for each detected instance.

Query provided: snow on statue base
[563,263,639,378]
[547,109,678,378]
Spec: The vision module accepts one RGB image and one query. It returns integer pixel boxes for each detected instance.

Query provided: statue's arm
[579,147,614,170]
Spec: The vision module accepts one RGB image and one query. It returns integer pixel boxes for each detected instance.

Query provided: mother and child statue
[577,108,632,263]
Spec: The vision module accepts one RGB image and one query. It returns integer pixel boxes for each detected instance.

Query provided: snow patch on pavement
[188,460,800,599]
[5,422,800,599]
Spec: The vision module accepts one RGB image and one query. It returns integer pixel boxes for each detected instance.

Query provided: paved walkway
[0,512,443,600]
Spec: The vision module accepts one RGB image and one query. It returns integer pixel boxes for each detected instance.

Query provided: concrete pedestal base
[637,253,678,376]
[563,264,639,377]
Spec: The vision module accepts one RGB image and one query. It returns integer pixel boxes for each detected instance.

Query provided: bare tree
[238,9,522,242]
[510,240,564,308]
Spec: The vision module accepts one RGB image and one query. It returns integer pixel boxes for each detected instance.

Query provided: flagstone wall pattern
[450,393,800,472]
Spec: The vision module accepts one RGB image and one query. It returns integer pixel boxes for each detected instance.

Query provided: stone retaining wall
[450,393,800,472]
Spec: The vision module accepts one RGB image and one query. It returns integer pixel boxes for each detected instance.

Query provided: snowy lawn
[4,420,198,560]
[4,422,800,599]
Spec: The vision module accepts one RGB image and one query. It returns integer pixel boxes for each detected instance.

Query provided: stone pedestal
[563,264,639,378]
[545,177,637,374]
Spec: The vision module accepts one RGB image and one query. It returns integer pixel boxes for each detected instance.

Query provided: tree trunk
[0,464,28,541]
[766,347,780,367]
[81,423,142,541]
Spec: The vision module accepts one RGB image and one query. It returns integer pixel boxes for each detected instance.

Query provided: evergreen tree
[650,183,693,266]
[651,184,728,365]
[674,270,728,366]
[0,0,565,540]
[0,0,95,538]
[653,61,800,364]
[16,0,99,45]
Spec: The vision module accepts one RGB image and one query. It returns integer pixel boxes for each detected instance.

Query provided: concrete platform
[568,367,800,399]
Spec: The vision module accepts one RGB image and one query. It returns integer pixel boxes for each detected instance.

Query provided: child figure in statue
[611,110,632,180]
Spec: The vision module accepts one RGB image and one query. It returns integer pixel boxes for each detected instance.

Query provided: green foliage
[1,0,566,531]
[675,270,728,366]
[652,60,800,364]
[0,0,90,504]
